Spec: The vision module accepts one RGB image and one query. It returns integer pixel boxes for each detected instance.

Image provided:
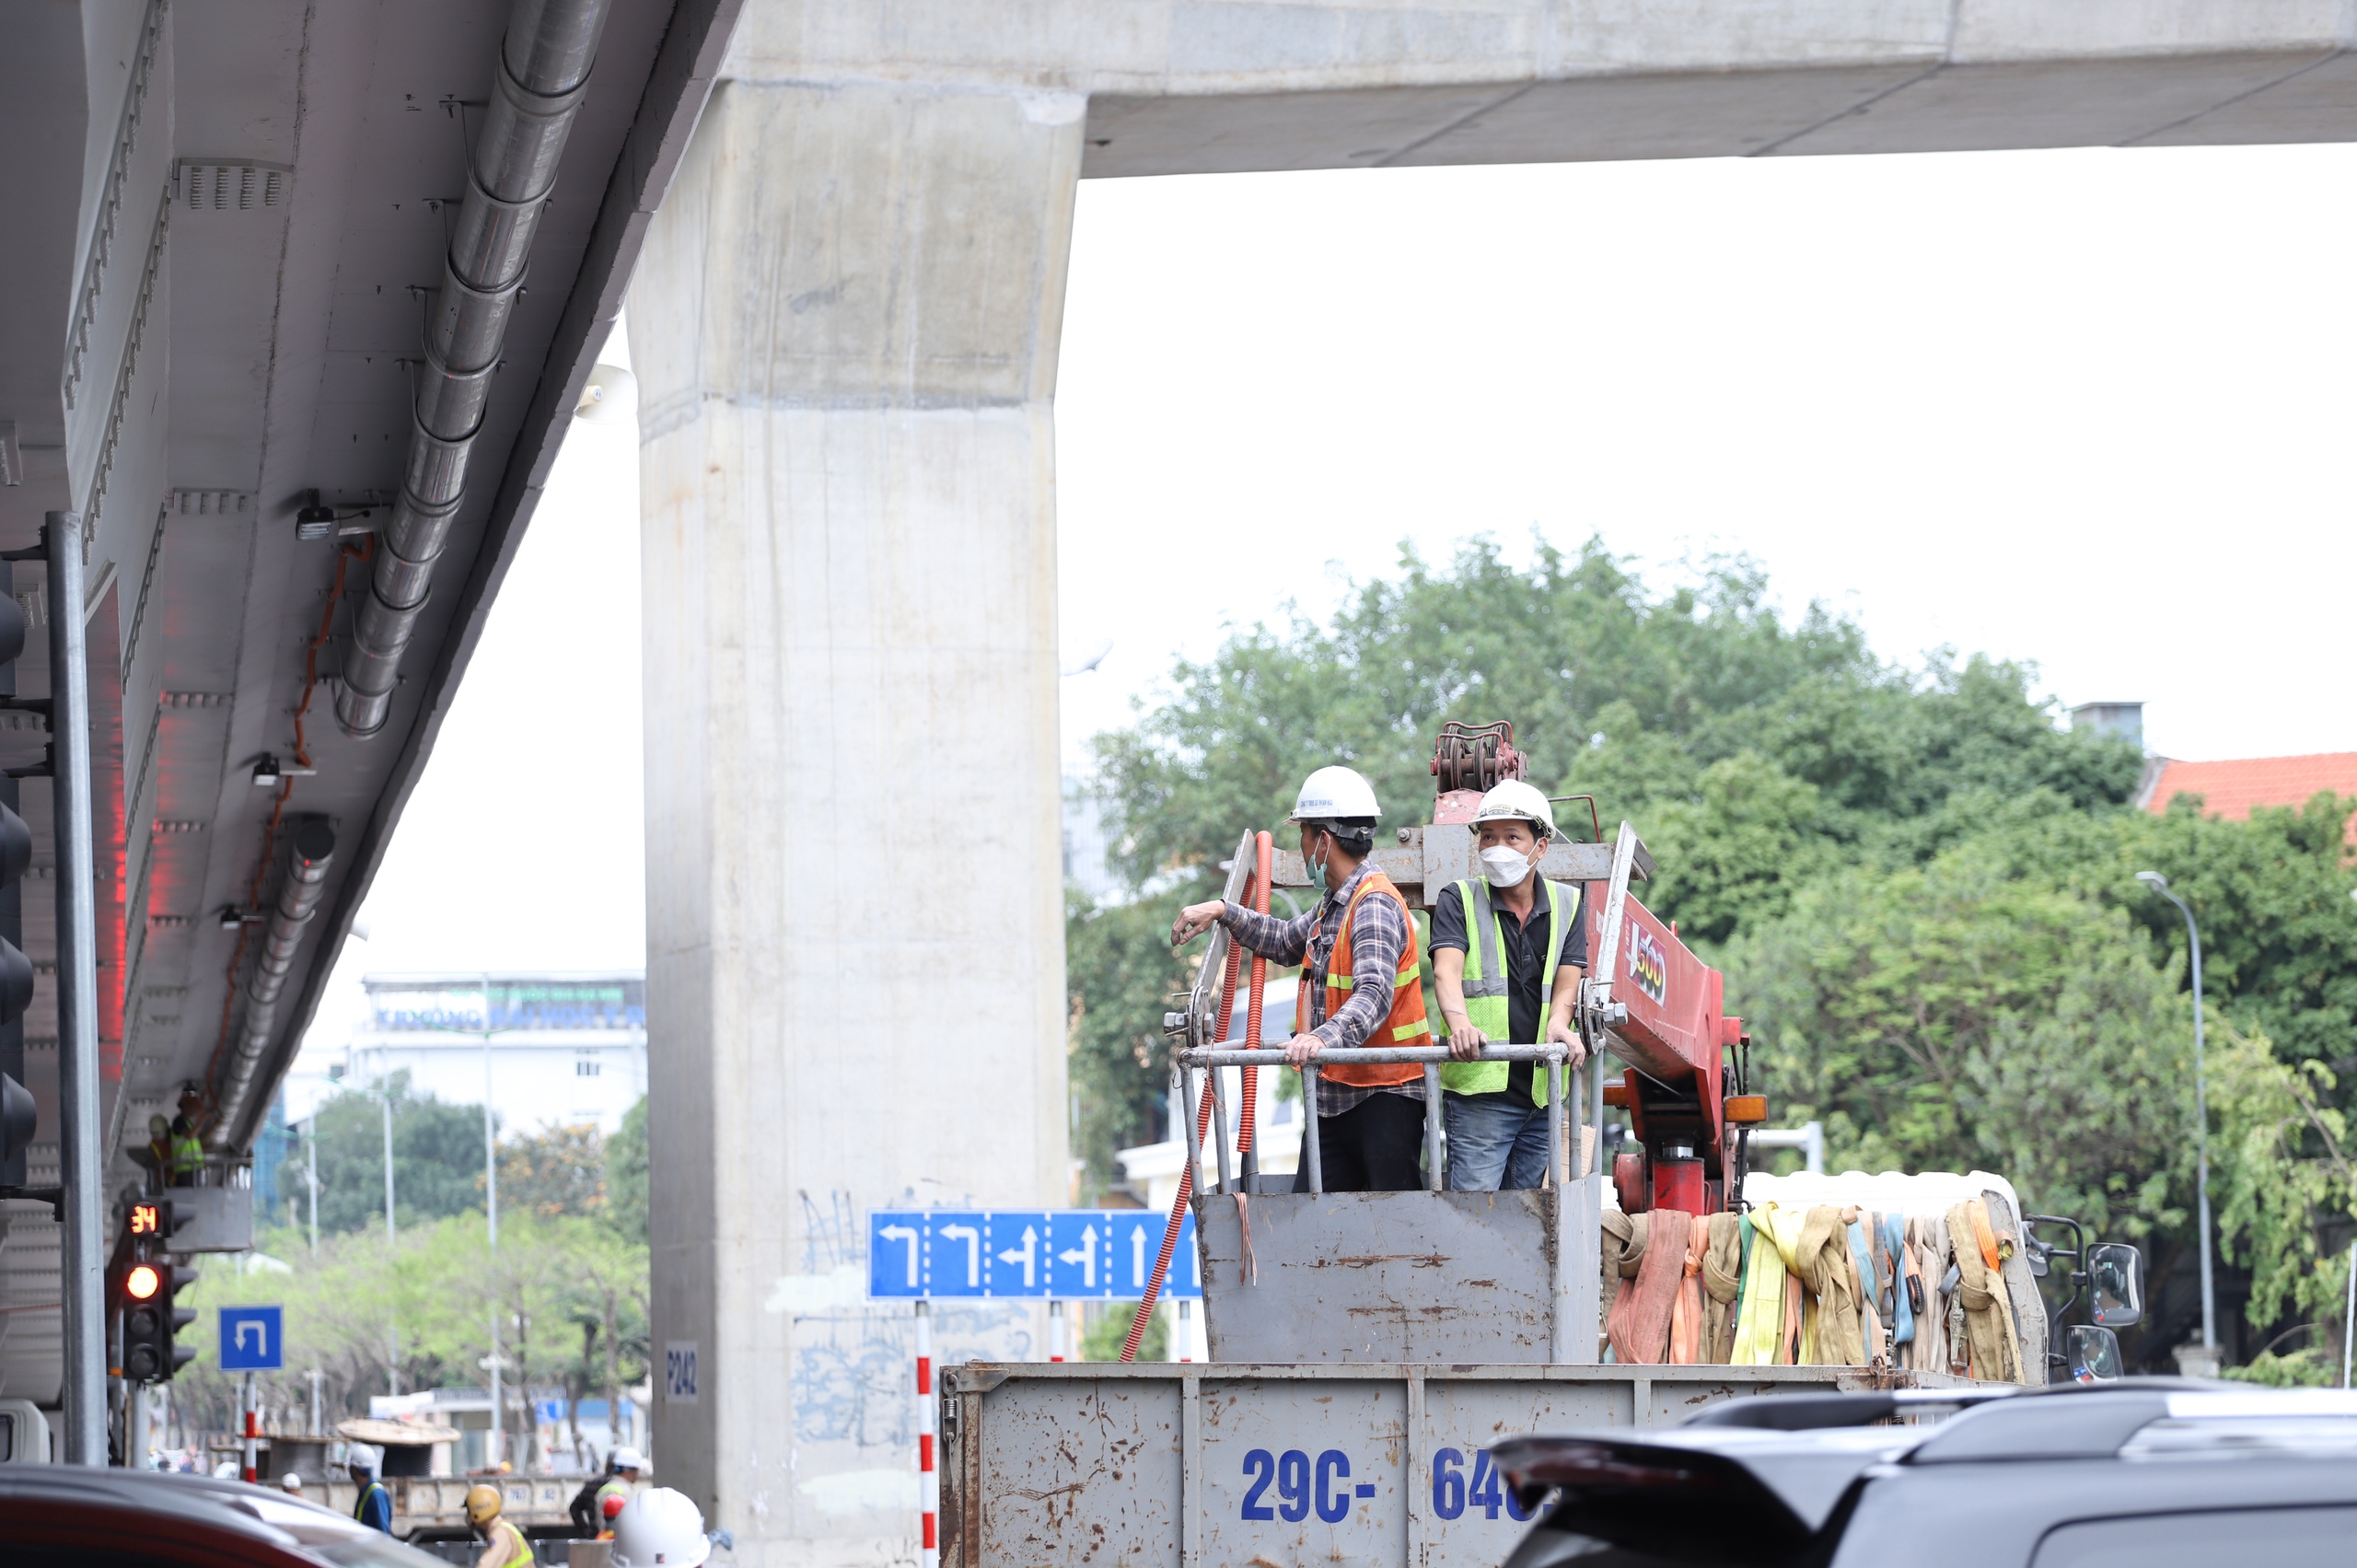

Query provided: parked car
[1,1464,452,1568]
[1494,1381,2357,1568]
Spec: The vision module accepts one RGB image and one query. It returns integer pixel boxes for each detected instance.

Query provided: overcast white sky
[300,140,2357,1065]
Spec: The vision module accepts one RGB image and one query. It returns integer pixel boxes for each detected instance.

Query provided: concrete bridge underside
[633,6,2357,1561]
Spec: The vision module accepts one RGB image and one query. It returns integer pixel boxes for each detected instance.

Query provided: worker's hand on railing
[1444,1018,1488,1063]
[1546,1018,1588,1069]
[1283,1032,1323,1069]
[1171,900,1225,947]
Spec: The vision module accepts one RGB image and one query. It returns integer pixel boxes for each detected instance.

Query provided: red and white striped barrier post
[240,1373,259,1482]
[916,1301,938,1568]
[1049,1300,1065,1362]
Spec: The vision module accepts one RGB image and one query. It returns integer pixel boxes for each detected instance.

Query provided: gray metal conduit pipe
[336,0,613,736]
[209,819,336,1148]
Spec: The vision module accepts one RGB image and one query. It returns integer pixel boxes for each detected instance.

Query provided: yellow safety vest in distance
[1439,877,1575,1102]
[169,1132,205,1178]
[489,1518,533,1568]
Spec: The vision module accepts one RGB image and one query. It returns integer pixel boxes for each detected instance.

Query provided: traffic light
[0,583,34,1186]
[122,1260,195,1383]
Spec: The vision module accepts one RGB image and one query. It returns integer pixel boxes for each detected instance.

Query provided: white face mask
[1479,844,1531,889]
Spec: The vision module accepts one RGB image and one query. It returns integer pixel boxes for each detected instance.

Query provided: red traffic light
[125,1263,162,1301]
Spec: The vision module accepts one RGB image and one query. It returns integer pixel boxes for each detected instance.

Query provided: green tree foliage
[1091,540,1878,894]
[1066,894,1193,1196]
[2122,796,2357,1076]
[1726,848,2199,1239]
[1073,535,2357,1363]
[497,1122,609,1220]
[2211,1040,2357,1336]
[606,1095,648,1244]
[172,1212,650,1453]
[1079,1300,1168,1362]
[309,1073,492,1235]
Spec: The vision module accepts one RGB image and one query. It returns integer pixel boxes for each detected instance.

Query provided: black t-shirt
[1429,880,1589,1099]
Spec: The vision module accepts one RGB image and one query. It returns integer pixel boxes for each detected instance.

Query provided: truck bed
[939,1361,1971,1568]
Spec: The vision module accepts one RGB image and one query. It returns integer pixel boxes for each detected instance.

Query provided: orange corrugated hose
[199,535,371,1129]
[1121,861,1259,1363]
[1237,831,1271,1160]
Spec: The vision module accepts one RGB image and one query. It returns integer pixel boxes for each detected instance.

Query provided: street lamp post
[380,1087,396,1249]
[421,981,506,1469]
[378,1079,399,1396]
[2139,870,2216,1355]
[306,1113,319,1258]
[482,974,502,1472]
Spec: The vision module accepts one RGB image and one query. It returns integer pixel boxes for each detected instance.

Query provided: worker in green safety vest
[167,1086,206,1186]
[1430,779,1589,1191]
[145,1114,174,1186]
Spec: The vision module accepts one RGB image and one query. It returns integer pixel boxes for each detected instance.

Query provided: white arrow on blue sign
[867,1210,1201,1300]
[218,1305,284,1371]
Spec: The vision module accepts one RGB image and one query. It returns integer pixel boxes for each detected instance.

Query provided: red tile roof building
[2136,753,2357,823]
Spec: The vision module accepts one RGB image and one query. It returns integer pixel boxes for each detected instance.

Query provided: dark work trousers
[1293,1092,1427,1192]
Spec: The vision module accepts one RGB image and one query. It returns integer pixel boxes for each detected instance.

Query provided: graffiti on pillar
[784,1189,1035,1449]
[799,1189,863,1273]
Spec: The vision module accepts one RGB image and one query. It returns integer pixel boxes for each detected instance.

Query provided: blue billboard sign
[867,1210,1201,1300]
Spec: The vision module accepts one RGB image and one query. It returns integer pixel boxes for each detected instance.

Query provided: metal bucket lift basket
[1170,827,1622,1365]
[1193,1187,1579,1364]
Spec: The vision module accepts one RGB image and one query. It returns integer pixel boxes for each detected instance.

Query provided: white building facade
[342,973,648,1137]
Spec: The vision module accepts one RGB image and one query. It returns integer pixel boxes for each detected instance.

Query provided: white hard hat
[1471,780,1556,838]
[345,1443,382,1473]
[611,1487,713,1568]
[611,1446,646,1471]
[1288,766,1379,825]
[280,1471,304,1492]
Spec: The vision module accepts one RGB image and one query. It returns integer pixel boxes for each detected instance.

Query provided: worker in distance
[1430,779,1588,1191]
[568,1446,644,1535]
[465,1483,535,1568]
[347,1444,392,1533]
[1171,765,1433,1191]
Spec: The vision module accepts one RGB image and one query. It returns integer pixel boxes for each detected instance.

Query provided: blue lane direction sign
[219,1306,284,1372]
[868,1210,1200,1300]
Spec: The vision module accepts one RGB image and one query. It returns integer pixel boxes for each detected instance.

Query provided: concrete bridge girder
[634,4,2357,1560]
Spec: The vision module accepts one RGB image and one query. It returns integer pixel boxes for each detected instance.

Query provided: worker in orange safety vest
[1172,765,1432,1191]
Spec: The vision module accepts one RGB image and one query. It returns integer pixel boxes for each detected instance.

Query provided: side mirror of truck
[2067,1324,2124,1383]
[2086,1242,2143,1327]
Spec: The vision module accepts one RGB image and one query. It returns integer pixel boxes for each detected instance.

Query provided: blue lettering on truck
[1430,1448,1534,1523]
[1236,1446,1529,1524]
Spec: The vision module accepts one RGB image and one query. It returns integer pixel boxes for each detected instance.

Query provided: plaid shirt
[1217,859,1424,1116]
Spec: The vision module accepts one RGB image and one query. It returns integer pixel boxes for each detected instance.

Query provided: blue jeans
[1444,1091,1550,1191]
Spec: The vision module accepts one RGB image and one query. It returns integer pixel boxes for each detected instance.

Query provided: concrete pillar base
[632,75,1076,1560]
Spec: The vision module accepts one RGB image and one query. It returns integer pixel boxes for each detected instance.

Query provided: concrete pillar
[631,75,1078,1563]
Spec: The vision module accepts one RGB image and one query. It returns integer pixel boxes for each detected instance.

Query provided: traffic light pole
[48,512,105,1467]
